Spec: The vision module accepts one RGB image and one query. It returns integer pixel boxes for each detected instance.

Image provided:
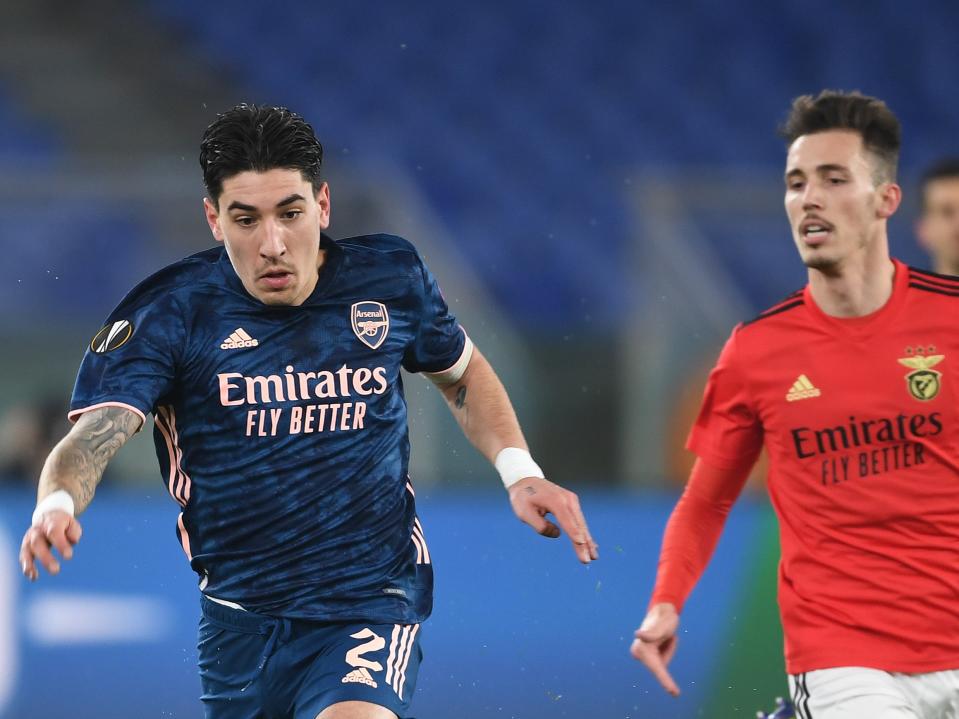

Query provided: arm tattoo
[454,385,467,409]
[40,407,141,512]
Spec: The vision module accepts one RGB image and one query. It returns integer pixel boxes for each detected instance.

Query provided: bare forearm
[439,348,527,463]
[37,407,140,513]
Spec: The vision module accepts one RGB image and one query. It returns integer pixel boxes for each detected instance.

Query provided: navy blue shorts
[197,595,423,719]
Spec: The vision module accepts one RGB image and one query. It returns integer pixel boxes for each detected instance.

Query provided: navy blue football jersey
[70,234,471,623]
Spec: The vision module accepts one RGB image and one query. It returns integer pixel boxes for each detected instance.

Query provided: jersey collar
[304,233,343,303]
[802,257,909,336]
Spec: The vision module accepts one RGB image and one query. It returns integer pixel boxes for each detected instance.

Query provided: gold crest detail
[897,353,944,401]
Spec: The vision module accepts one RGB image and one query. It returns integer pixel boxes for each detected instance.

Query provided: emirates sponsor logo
[218,364,388,407]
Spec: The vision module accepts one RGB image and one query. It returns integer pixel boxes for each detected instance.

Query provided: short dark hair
[199,104,323,205]
[779,90,901,183]
[919,158,959,211]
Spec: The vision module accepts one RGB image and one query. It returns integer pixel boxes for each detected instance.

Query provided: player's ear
[315,182,331,231]
[203,197,225,243]
[876,182,901,220]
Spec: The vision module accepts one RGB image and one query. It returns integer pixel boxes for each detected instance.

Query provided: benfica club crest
[351,301,389,350]
[898,348,944,401]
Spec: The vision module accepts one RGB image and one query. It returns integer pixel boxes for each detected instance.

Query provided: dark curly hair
[199,104,324,205]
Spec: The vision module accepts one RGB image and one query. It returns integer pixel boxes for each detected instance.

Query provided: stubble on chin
[800,248,849,278]
[803,254,837,271]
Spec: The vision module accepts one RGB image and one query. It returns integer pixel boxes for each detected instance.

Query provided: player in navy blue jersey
[19,104,598,719]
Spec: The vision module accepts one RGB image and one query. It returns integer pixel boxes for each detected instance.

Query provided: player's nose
[259,219,287,257]
[801,181,824,210]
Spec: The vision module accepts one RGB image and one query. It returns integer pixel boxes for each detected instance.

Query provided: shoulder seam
[766,288,804,311]
[909,281,959,298]
[908,266,959,288]
[134,259,220,304]
[742,299,804,326]
[908,265,959,282]
[741,291,805,327]
[103,250,223,326]
[336,234,417,257]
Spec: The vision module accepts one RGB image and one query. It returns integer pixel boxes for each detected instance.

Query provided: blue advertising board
[0,490,766,718]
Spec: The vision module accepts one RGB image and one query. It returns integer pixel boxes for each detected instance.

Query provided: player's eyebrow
[785,163,850,180]
[225,194,306,212]
[814,163,850,175]
[276,194,306,207]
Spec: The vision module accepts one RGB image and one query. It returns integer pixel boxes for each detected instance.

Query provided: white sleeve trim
[67,401,146,433]
[424,332,474,385]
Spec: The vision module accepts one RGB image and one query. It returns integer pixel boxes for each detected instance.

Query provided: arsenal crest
[898,348,944,401]
[351,301,389,350]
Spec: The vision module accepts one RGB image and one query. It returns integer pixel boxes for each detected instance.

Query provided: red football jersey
[688,260,959,674]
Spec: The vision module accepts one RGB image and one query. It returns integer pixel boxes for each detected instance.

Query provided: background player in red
[917,158,959,276]
[632,91,959,717]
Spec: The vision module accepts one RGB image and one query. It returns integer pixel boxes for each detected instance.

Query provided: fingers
[65,517,83,545]
[47,521,75,561]
[567,493,599,561]
[21,527,60,579]
[19,513,81,581]
[510,479,598,563]
[538,518,561,539]
[548,492,597,564]
[631,604,681,696]
[661,635,679,666]
[630,636,681,697]
[635,626,679,664]
[515,505,561,538]
[19,531,38,582]
[637,617,670,644]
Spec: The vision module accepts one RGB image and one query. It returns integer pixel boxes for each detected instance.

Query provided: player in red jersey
[631,91,959,718]
[917,158,959,276]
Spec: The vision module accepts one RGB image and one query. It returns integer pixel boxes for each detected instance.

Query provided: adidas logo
[220,328,259,350]
[786,374,821,402]
[341,667,377,688]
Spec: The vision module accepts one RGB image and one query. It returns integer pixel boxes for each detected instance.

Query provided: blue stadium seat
[0,86,59,163]
[140,0,959,323]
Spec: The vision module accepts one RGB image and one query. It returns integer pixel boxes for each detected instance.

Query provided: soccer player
[631,91,959,718]
[916,158,959,276]
[18,104,598,719]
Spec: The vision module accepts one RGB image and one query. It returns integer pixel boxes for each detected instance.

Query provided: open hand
[630,602,681,696]
[508,476,598,563]
[20,510,82,581]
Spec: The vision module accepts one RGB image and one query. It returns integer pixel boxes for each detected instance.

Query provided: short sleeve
[69,290,186,428]
[686,327,763,470]
[401,253,472,381]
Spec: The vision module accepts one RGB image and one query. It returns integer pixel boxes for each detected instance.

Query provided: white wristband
[32,490,75,526]
[495,447,545,490]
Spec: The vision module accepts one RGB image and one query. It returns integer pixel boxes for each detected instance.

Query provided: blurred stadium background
[0,1,952,716]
